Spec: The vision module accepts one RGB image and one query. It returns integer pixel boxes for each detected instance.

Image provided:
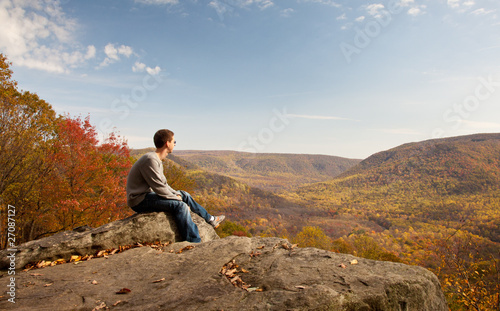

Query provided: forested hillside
[171,150,360,192]
[291,133,500,310]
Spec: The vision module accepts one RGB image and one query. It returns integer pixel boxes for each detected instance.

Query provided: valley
[137,133,500,310]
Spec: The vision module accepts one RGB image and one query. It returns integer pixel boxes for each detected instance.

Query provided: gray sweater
[126,152,181,208]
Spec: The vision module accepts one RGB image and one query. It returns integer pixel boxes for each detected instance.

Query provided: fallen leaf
[91,280,98,285]
[350,259,358,265]
[226,268,238,277]
[30,273,43,276]
[110,249,119,255]
[152,278,165,283]
[44,283,53,287]
[70,255,81,262]
[116,288,132,294]
[256,245,265,249]
[176,245,195,254]
[249,251,261,257]
[92,302,107,311]
[241,268,249,273]
[112,300,123,307]
[338,263,346,269]
[295,285,306,289]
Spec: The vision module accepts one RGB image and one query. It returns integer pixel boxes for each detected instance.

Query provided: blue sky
[1,0,499,159]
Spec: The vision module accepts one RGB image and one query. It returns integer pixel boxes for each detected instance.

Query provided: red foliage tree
[41,115,133,233]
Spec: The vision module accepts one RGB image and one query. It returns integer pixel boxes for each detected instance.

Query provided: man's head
[154,129,175,151]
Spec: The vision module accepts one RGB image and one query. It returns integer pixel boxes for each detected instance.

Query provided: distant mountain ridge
[338,133,500,195]
[172,150,361,191]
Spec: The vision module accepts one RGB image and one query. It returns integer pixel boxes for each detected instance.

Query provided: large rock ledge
[0,236,447,311]
[0,212,218,270]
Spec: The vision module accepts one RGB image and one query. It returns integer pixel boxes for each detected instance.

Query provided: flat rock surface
[0,236,447,311]
[0,212,218,271]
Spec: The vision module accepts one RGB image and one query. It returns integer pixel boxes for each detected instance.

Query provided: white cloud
[280,8,294,17]
[85,46,97,59]
[208,0,274,21]
[408,5,427,16]
[99,43,134,67]
[355,16,365,22]
[447,0,477,12]
[257,0,274,10]
[146,66,161,75]
[336,13,347,20]
[132,61,147,73]
[0,1,149,74]
[298,0,341,7]
[365,4,385,18]
[0,0,94,73]
[471,8,496,16]
[132,61,162,76]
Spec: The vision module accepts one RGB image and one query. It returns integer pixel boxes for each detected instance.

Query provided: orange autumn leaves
[0,54,133,246]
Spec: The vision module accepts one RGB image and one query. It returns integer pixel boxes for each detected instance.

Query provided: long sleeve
[126,152,181,208]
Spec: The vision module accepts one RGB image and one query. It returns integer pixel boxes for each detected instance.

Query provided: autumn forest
[1,54,499,310]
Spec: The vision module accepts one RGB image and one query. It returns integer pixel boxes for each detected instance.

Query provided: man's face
[166,136,176,153]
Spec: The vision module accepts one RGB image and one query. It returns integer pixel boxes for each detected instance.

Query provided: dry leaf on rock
[176,245,195,254]
[116,288,132,294]
[350,259,358,265]
[152,278,165,283]
[249,251,261,257]
[338,263,346,269]
[92,302,107,311]
[91,280,98,285]
[221,260,253,291]
[70,255,81,262]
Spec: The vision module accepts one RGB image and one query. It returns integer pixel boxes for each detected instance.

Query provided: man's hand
[177,194,182,200]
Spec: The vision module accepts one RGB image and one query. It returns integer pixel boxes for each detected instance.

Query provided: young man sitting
[126,129,225,242]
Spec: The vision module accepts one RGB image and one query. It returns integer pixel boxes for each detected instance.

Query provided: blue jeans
[131,191,212,243]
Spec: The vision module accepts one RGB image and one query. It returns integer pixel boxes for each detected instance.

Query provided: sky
[1,0,499,159]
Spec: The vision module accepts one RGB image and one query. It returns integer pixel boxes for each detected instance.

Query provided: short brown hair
[153,129,174,148]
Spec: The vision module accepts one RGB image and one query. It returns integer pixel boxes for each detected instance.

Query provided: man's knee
[177,202,190,215]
